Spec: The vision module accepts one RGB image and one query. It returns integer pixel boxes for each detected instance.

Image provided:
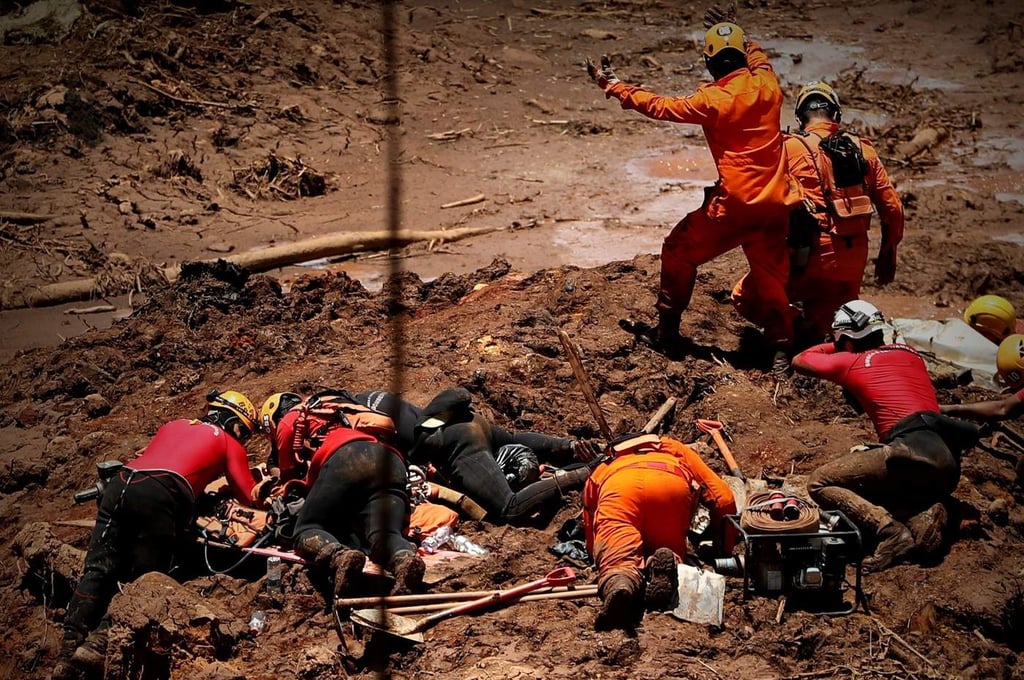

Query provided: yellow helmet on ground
[703,22,745,59]
[997,334,1024,389]
[795,81,842,123]
[260,392,303,434]
[206,389,258,441]
[964,295,1016,344]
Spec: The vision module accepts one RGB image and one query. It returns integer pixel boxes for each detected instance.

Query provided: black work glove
[571,439,605,463]
[703,3,737,29]
[585,55,620,91]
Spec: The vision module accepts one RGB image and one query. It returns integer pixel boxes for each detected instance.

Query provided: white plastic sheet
[671,564,725,626]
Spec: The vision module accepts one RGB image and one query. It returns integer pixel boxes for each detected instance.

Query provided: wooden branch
[875,619,936,668]
[6,225,500,310]
[897,126,948,160]
[440,194,486,209]
[64,305,116,315]
[128,77,254,110]
[0,211,55,224]
[642,397,677,434]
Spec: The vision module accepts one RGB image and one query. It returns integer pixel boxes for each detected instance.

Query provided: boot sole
[645,548,678,611]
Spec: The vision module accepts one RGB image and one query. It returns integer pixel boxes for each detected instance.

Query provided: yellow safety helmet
[964,295,1016,344]
[260,392,303,434]
[997,334,1024,389]
[703,22,745,59]
[795,81,842,123]
[206,389,258,441]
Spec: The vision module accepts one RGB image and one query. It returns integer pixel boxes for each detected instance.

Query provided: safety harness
[289,390,397,462]
[791,129,873,237]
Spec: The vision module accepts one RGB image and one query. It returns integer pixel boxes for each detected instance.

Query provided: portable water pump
[714,509,864,615]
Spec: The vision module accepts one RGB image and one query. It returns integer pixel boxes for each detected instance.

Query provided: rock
[296,644,340,677]
[83,393,111,418]
[988,498,1010,527]
[0,446,49,493]
[78,430,117,458]
[0,0,83,45]
[44,435,78,465]
[192,660,246,680]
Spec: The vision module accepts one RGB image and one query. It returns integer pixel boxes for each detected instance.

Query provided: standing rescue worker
[792,301,979,572]
[356,388,600,525]
[583,434,736,629]
[784,82,904,345]
[53,390,266,680]
[260,392,425,597]
[587,9,798,370]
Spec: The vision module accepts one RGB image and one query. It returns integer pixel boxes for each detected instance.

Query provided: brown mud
[2,1,1024,678]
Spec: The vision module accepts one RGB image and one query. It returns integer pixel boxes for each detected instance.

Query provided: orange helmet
[996,334,1024,389]
[703,22,745,59]
[964,295,1016,344]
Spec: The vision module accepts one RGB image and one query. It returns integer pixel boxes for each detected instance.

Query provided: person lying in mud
[583,433,736,630]
[791,300,980,572]
[54,390,269,680]
[354,387,603,525]
[259,391,424,598]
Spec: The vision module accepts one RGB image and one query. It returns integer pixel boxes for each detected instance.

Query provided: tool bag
[792,130,873,237]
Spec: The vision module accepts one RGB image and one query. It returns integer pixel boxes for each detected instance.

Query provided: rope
[740,491,820,533]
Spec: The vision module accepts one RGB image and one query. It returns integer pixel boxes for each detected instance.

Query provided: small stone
[118,201,133,215]
[83,394,111,418]
[45,436,79,465]
[988,498,1010,526]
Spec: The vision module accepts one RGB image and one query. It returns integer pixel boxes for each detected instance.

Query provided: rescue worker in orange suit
[587,9,798,369]
[583,433,736,629]
[53,390,266,680]
[784,82,904,346]
[259,392,425,598]
[792,301,979,573]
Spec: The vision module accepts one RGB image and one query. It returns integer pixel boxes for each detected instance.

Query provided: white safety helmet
[831,300,885,343]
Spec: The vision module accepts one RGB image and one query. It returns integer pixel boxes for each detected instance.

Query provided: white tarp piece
[671,564,725,626]
[0,0,83,45]
[890,317,1000,392]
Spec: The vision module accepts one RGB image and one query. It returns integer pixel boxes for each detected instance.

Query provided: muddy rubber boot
[906,502,949,556]
[389,550,426,596]
[862,521,914,573]
[71,626,107,673]
[596,574,639,631]
[619,315,687,357]
[50,640,81,680]
[330,549,368,597]
[644,548,678,611]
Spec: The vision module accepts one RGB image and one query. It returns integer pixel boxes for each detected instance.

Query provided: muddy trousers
[63,471,192,646]
[787,231,869,341]
[426,414,574,525]
[807,417,961,540]
[293,440,414,568]
[587,466,693,593]
[660,196,793,345]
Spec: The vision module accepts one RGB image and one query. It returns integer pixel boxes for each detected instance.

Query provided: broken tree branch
[0,211,55,224]
[642,397,677,434]
[7,225,500,309]
[128,77,255,110]
[440,194,486,209]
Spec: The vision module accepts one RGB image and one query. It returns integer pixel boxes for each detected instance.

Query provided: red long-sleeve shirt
[130,419,258,505]
[604,40,793,207]
[792,342,940,440]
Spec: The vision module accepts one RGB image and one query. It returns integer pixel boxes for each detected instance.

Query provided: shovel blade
[350,608,425,643]
[670,564,725,626]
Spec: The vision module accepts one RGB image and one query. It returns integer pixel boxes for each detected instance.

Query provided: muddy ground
[1,0,1024,678]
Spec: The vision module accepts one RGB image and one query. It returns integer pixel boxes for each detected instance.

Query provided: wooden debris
[427,127,473,142]
[642,397,678,434]
[0,211,55,224]
[127,77,255,111]
[897,126,949,160]
[440,194,486,209]
[525,98,555,115]
[64,305,116,315]
[581,28,618,40]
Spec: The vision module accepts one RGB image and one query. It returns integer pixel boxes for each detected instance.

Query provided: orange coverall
[604,41,798,344]
[583,437,737,590]
[784,120,904,337]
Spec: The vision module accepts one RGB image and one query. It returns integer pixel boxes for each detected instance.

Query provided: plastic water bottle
[248,610,266,636]
[450,534,489,556]
[265,556,283,593]
[419,525,453,554]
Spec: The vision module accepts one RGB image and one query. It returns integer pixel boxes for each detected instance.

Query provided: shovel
[697,419,746,482]
[350,566,577,643]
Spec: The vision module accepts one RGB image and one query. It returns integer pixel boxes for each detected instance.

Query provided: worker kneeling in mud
[260,391,424,597]
[583,434,736,630]
[792,301,980,572]
[356,387,602,525]
[53,390,268,680]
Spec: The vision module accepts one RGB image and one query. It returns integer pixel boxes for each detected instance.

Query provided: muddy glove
[874,248,897,285]
[251,476,280,506]
[585,55,620,93]
[703,3,737,28]
[571,439,604,464]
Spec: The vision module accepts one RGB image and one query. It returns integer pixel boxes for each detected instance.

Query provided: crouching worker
[359,387,600,526]
[792,300,980,573]
[583,434,736,630]
[54,390,266,680]
[259,392,424,598]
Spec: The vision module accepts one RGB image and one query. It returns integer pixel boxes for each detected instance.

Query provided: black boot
[329,548,367,597]
[644,548,678,611]
[863,521,914,573]
[389,550,425,596]
[906,503,948,556]
[596,574,639,631]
